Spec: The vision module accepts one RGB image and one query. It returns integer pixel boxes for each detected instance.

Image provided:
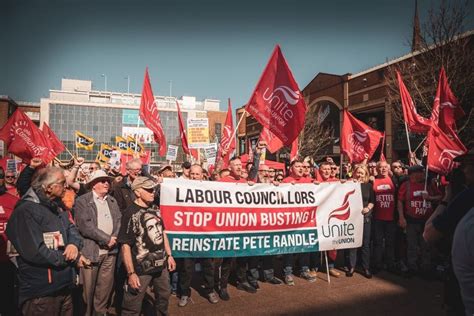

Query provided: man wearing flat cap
[118,176,176,315]
[74,170,122,316]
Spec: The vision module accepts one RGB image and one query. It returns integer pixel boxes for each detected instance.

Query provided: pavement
[168,269,444,316]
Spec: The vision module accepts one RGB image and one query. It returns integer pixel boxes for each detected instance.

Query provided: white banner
[160,179,363,257]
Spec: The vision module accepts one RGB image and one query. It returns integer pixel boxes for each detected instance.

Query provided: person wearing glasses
[4,170,18,196]
[6,167,87,316]
[367,161,378,178]
[118,176,175,315]
[74,170,122,316]
[302,160,313,179]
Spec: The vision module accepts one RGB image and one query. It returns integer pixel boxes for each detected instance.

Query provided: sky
[1,0,473,113]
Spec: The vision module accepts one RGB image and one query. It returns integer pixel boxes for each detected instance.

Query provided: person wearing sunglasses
[118,176,175,316]
[74,170,122,316]
[4,170,18,196]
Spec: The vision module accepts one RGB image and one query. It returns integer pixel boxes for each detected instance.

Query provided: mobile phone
[124,284,139,296]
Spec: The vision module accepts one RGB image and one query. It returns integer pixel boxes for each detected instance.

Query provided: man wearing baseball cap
[118,176,176,315]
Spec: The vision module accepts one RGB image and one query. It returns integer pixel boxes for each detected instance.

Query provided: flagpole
[413,136,427,154]
[403,122,413,154]
[134,112,140,154]
[325,251,331,284]
[226,108,246,151]
[65,146,76,159]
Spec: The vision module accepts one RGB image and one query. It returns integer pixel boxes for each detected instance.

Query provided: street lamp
[125,75,130,94]
[101,73,107,92]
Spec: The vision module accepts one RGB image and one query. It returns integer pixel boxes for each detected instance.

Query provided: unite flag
[431,67,465,136]
[341,110,383,163]
[259,127,284,154]
[217,99,236,167]
[245,45,307,146]
[396,71,431,133]
[427,122,466,175]
[75,131,95,150]
[139,68,167,156]
[0,109,50,163]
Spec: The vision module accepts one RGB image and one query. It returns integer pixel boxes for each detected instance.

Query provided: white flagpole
[404,122,413,154]
[325,251,331,284]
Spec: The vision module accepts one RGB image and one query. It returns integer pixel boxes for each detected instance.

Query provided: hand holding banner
[160,179,363,258]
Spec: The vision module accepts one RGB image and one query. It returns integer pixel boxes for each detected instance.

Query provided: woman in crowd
[346,164,375,278]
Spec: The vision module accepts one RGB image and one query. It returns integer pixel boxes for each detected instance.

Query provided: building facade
[39,79,225,164]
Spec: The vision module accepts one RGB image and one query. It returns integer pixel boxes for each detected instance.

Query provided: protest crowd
[0,48,473,316]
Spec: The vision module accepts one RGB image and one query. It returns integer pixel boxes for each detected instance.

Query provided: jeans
[214,258,233,290]
[373,219,396,269]
[122,269,171,316]
[406,222,431,271]
[283,253,309,275]
[178,258,215,296]
[170,271,178,294]
[21,288,73,316]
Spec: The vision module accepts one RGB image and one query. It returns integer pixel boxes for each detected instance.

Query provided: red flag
[176,101,198,160]
[259,127,284,154]
[396,71,431,133]
[0,109,50,163]
[427,123,466,175]
[139,68,167,156]
[245,45,307,146]
[341,110,384,163]
[431,67,465,135]
[290,138,298,161]
[42,122,66,160]
[217,99,236,166]
[380,133,386,161]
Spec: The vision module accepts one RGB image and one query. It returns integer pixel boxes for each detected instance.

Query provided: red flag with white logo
[396,71,431,133]
[42,122,66,160]
[431,67,465,135]
[217,99,236,166]
[290,138,298,161]
[139,68,167,156]
[341,110,384,163]
[427,123,466,175]
[259,127,284,154]
[0,109,50,163]
[245,45,307,146]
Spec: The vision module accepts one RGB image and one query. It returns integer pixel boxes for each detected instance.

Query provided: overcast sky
[2,0,473,112]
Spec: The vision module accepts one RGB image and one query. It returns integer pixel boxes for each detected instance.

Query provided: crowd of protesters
[0,141,473,316]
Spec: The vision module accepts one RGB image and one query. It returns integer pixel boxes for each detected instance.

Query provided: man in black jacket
[6,166,87,316]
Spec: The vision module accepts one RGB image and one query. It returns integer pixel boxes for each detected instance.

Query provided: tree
[386,0,474,148]
[298,102,335,162]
